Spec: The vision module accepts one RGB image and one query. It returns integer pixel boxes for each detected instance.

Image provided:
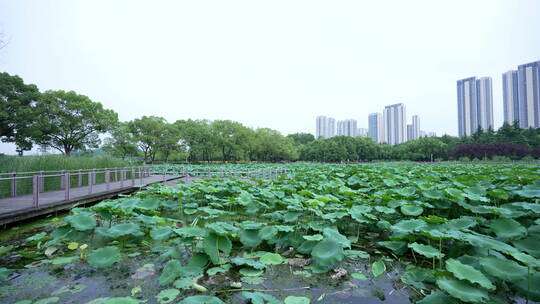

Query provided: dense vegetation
[0,155,129,174]
[1,163,539,303]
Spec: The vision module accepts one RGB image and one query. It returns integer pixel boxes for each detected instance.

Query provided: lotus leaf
[417,291,458,304]
[241,292,281,304]
[231,257,266,269]
[0,267,12,280]
[259,253,284,265]
[160,259,182,286]
[400,205,423,216]
[479,256,527,282]
[513,236,540,258]
[371,261,386,277]
[203,233,232,264]
[445,259,495,290]
[150,226,173,241]
[156,289,180,304]
[239,267,264,277]
[436,278,488,303]
[88,246,121,268]
[259,226,278,240]
[489,218,527,239]
[284,296,310,304]
[311,239,344,268]
[188,253,209,268]
[408,243,444,259]
[179,296,225,304]
[378,241,408,255]
[66,214,97,231]
[351,272,368,280]
[240,229,262,247]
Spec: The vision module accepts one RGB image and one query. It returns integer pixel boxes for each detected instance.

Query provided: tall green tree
[128,116,168,163]
[287,133,315,145]
[36,90,118,155]
[102,122,138,159]
[0,72,41,154]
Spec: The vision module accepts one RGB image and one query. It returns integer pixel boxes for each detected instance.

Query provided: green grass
[0,155,132,198]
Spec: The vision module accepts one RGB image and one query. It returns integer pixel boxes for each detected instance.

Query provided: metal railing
[0,166,156,207]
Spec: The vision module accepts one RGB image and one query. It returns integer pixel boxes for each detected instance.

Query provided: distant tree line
[2,72,539,163]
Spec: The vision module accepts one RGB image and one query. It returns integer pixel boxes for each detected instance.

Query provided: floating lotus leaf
[284,296,310,304]
[479,256,527,282]
[88,246,121,268]
[0,267,12,280]
[445,259,495,290]
[150,226,173,241]
[241,292,281,304]
[179,265,204,278]
[179,296,224,304]
[240,229,262,248]
[51,256,78,265]
[408,243,444,259]
[371,261,386,277]
[159,259,182,286]
[417,291,458,304]
[322,228,350,249]
[259,253,284,265]
[34,298,60,304]
[311,239,344,268]
[156,289,180,304]
[205,222,239,235]
[489,218,527,239]
[66,214,97,231]
[99,223,143,238]
[436,278,488,303]
[239,267,264,277]
[349,205,375,223]
[351,272,368,280]
[231,257,266,269]
[400,205,423,216]
[174,277,198,289]
[302,234,323,241]
[240,221,264,230]
[203,233,232,264]
[378,241,408,255]
[445,217,477,230]
[344,249,370,260]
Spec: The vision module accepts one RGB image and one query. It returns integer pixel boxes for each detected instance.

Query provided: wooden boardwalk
[0,175,181,226]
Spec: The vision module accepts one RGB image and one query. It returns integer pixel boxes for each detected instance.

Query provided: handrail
[0,166,149,176]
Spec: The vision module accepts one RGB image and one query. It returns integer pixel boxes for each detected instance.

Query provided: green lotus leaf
[513,236,540,258]
[445,259,495,290]
[207,264,231,275]
[351,272,368,280]
[88,246,121,268]
[103,297,141,304]
[136,198,161,210]
[34,297,60,304]
[0,267,12,280]
[239,267,264,277]
[160,259,182,286]
[259,253,284,265]
[489,218,527,239]
[436,278,488,303]
[408,242,444,259]
[371,261,386,277]
[344,249,370,260]
[417,291,458,304]
[512,272,540,301]
[284,296,310,304]
[322,228,350,248]
[297,240,317,254]
[174,277,198,289]
[515,185,540,198]
[179,265,204,278]
[241,292,281,304]
[479,256,527,283]
[156,289,180,304]
[205,222,239,235]
[173,227,208,238]
[391,219,427,234]
[203,233,232,264]
[51,256,78,265]
[400,205,423,216]
[66,214,97,231]
[311,239,344,268]
[240,229,262,248]
[259,226,278,240]
[302,234,323,241]
[378,241,408,255]
[240,221,264,230]
[151,226,173,241]
[445,217,477,230]
[188,253,209,268]
[101,223,143,238]
[178,296,225,304]
[231,257,266,269]
[349,205,375,223]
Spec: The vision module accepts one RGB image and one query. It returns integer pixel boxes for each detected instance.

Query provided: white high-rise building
[337,119,357,137]
[502,70,520,125]
[406,124,413,141]
[457,76,493,137]
[316,116,336,138]
[357,128,368,137]
[517,60,540,128]
[411,115,420,140]
[383,103,406,145]
[368,113,384,143]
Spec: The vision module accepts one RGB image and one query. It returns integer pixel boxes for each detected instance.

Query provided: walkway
[0,174,180,226]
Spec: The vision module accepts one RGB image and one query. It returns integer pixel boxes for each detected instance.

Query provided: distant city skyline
[1,1,540,154]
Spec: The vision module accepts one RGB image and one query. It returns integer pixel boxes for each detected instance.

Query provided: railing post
[33,175,40,208]
[139,167,143,185]
[131,168,135,186]
[60,170,66,190]
[106,168,110,191]
[88,171,93,194]
[64,173,70,201]
[162,168,166,182]
[11,172,16,197]
[92,169,96,185]
[78,169,82,187]
[39,171,44,192]
[120,169,124,188]
[114,168,118,182]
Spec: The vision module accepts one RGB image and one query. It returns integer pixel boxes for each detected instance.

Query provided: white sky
[1,0,540,154]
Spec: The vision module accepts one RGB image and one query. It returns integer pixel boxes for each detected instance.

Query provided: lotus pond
[1,163,540,304]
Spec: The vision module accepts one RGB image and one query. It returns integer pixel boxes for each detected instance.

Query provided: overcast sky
[1,0,540,154]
